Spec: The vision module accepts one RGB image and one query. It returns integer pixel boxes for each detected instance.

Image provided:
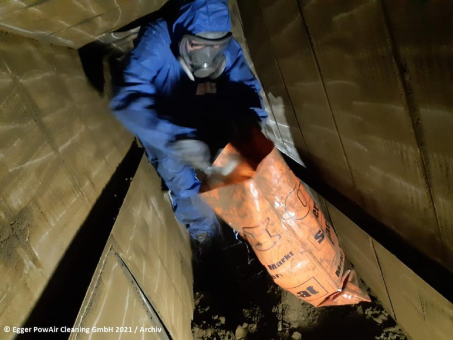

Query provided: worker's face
[179,33,232,79]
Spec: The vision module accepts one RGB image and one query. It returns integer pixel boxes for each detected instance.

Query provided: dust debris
[191,227,408,340]
[291,331,302,339]
[235,325,248,339]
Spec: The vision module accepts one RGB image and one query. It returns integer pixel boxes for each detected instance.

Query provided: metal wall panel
[298,0,444,265]
[0,0,166,48]
[110,157,194,340]
[229,0,285,150]
[381,0,453,268]
[237,0,308,164]
[0,32,132,335]
[375,242,453,340]
[70,247,170,340]
[257,0,359,200]
[327,204,394,316]
[72,157,194,340]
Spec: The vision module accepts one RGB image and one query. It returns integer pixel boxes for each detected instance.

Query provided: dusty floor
[191,229,407,340]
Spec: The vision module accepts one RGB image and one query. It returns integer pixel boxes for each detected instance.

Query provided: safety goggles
[179,32,232,79]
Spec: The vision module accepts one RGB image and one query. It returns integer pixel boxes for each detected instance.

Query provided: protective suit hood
[171,0,232,40]
[170,0,232,80]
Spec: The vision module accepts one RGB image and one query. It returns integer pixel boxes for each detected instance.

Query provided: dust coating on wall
[310,189,453,340]
[0,30,132,334]
[71,157,194,340]
[236,0,309,164]
[228,0,289,161]
[0,0,167,48]
[237,0,453,272]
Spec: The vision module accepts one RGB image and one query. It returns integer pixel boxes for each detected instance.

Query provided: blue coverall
[110,0,267,240]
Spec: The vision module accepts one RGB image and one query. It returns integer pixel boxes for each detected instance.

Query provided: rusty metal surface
[381,0,453,269]
[257,0,359,201]
[237,0,308,164]
[298,0,444,266]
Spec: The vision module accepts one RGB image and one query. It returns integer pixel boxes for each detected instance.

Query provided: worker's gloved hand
[172,139,211,170]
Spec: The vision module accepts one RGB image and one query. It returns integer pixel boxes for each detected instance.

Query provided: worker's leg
[145,145,220,241]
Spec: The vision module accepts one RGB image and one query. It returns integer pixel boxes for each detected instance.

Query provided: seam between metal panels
[19,141,144,336]
[378,0,443,243]
[370,240,397,319]
[295,0,362,204]
[282,152,453,302]
[326,202,396,318]
[233,0,286,147]
[255,0,310,158]
[73,244,114,333]
[115,251,174,340]
[143,198,194,313]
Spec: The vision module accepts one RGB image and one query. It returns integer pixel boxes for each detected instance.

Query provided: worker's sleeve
[109,24,195,151]
[222,40,268,126]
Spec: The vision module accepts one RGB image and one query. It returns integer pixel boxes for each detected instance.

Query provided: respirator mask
[178,31,232,81]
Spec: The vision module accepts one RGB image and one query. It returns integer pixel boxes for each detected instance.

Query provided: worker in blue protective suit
[110,0,267,250]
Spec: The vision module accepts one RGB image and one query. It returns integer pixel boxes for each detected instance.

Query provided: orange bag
[201,131,370,307]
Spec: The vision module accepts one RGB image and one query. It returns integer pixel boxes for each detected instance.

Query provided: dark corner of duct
[281,153,453,305]
[17,141,144,340]
[78,42,108,95]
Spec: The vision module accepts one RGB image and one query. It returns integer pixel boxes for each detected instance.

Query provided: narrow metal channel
[18,141,144,340]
